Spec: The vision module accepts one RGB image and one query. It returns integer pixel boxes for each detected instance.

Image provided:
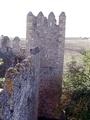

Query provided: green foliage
[64,49,90,91]
[65,89,90,120]
[63,50,90,120]
[0,58,4,65]
[0,78,5,88]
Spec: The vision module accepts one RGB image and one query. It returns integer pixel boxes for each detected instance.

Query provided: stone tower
[26,11,66,119]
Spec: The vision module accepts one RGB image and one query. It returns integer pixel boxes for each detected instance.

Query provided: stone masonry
[1,56,39,120]
[26,11,66,119]
[0,11,66,120]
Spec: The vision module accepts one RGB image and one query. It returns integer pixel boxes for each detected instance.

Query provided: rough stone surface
[26,11,66,119]
[1,57,39,120]
[0,50,15,77]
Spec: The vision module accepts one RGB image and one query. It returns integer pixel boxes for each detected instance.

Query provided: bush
[63,50,90,120]
[64,49,90,91]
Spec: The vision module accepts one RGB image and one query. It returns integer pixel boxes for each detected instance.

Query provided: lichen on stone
[5,67,17,79]
[5,67,17,95]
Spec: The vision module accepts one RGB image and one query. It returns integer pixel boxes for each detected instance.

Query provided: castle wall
[2,58,39,120]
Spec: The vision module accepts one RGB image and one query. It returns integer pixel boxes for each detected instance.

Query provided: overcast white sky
[0,0,90,38]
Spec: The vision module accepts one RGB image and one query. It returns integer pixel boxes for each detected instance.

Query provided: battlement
[26,11,65,28]
[0,36,27,57]
[26,12,66,43]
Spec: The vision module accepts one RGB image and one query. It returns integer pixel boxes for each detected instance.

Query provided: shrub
[64,49,90,91]
[63,50,90,120]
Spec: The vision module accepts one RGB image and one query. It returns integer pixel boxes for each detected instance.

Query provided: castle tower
[26,11,66,119]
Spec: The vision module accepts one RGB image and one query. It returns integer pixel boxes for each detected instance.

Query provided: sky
[0,0,90,38]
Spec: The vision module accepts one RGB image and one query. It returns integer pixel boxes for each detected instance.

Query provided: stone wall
[1,57,39,120]
[26,11,66,119]
[0,36,25,56]
[0,11,66,120]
